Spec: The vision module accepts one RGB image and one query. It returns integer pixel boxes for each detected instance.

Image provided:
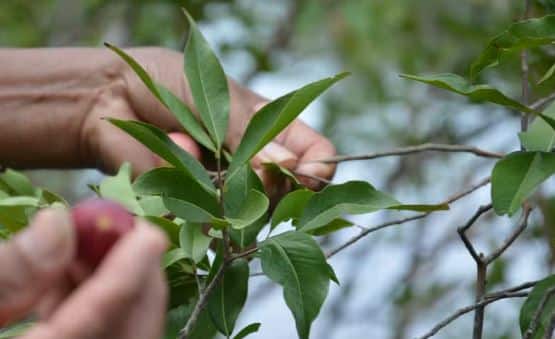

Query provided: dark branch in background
[524,286,555,339]
[327,177,491,259]
[312,143,503,164]
[485,205,532,264]
[415,291,529,339]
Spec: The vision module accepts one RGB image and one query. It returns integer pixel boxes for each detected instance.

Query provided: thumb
[0,208,75,326]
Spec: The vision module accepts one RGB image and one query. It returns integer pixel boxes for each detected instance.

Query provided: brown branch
[485,205,532,264]
[444,177,490,205]
[326,214,428,258]
[524,286,555,339]
[293,171,332,185]
[311,144,503,164]
[485,280,539,299]
[415,292,528,339]
[179,262,227,338]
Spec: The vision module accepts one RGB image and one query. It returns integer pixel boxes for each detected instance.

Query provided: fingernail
[257,142,298,169]
[17,209,74,272]
[254,102,268,112]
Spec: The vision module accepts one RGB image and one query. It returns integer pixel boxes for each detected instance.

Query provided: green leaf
[134,167,219,217]
[99,163,144,215]
[207,259,249,336]
[260,231,331,339]
[164,196,226,227]
[183,10,229,149]
[145,216,180,246]
[227,190,269,230]
[470,15,555,79]
[227,73,349,180]
[105,43,215,151]
[391,203,450,212]
[538,62,555,85]
[180,222,212,263]
[262,162,301,187]
[0,321,33,338]
[224,164,267,248]
[271,189,314,230]
[232,323,261,339]
[310,218,354,236]
[0,197,40,232]
[0,169,35,196]
[109,119,215,194]
[401,73,535,113]
[297,181,399,233]
[492,151,555,216]
[38,189,68,206]
[520,275,555,339]
[520,102,555,152]
[163,248,189,268]
[139,195,169,216]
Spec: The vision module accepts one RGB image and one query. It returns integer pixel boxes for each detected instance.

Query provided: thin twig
[444,177,490,205]
[232,247,259,261]
[312,144,503,164]
[457,204,493,264]
[531,92,555,110]
[415,292,528,339]
[485,205,532,264]
[520,0,532,136]
[293,171,332,185]
[524,286,555,339]
[327,177,491,259]
[326,214,428,258]
[485,280,539,299]
[179,262,227,338]
[545,313,555,339]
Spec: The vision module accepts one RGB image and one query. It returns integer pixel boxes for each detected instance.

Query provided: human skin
[0,47,337,337]
[0,47,336,189]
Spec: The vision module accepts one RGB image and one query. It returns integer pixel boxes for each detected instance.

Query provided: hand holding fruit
[0,201,168,339]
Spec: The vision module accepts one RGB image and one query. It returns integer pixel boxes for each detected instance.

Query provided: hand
[0,208,168,339]
[82,48,336,191]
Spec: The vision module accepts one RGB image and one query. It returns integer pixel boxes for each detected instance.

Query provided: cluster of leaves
[96,10,449,339]
[402,14,555,339]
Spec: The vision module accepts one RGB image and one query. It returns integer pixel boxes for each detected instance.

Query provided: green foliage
[179,222,212,263]
[519,275,555,339]
[491,151,555,216]
[232,323,261,339]
[520,102,555,152]
[105,44,216,152]
[207,258,249,336]
[183,10,230,150]
[470,15,555,79]
[401,73,536,114]
[226,190,269,230]
[226,72,349,181]
[260,231,333,339]
[99,162,144,215]
[109,119,215,194]
[0,321,33,338]
[271,189,314,230]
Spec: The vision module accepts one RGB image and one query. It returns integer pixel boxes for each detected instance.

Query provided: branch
[327,177,491,259]
[326,214,428,258]
[179,262,227,338]
[524,286,555,339]
[312,144,503,164]
[415,292,528,339]
[485,279,539,299]
[531,92,555,110]
[485,205,532,264]
[520,0,532,134]
[457,204,493,264]
[293,170,332,185]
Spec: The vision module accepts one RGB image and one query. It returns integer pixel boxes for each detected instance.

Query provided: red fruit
[71,199,135,268]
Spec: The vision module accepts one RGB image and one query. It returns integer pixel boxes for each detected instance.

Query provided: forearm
[0,48,124,169]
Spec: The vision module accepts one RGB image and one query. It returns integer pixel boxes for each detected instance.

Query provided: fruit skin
[71,199,135,268]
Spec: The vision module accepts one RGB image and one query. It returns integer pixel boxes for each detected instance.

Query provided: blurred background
[2,0,555,338]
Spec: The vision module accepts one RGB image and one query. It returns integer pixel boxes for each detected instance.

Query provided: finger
[277,120,336,190]
[0,209,74,326]
[252,142,298,169]
[167,132,202,160]
[25,221,167,339]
